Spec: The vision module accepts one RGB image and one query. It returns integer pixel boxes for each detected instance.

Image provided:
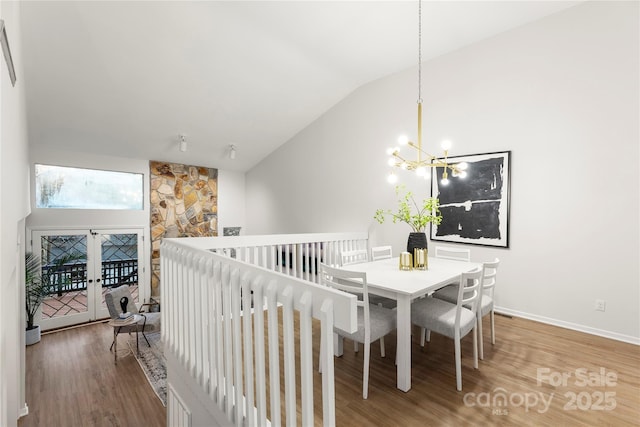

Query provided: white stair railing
[161,233,362,427]
[176,232,368,283]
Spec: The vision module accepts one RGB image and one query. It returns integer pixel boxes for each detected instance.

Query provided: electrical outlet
[595,299,606,312]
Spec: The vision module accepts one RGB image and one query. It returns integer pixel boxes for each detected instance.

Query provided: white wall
[0,1,31,425]
[218,169,246,235]
[246,2,639,342]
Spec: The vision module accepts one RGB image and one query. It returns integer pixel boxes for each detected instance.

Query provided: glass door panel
[96,231,143,319]
[32,228,146,330]
[34,232,92,330]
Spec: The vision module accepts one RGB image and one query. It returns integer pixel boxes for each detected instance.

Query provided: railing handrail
[169,232,368,251]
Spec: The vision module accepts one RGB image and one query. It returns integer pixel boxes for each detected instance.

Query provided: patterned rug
[129,331,166,406]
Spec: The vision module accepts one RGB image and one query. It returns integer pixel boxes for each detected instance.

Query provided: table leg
[396,295,411,392]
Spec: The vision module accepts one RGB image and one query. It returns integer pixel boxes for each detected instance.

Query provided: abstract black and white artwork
[431,151,510,248]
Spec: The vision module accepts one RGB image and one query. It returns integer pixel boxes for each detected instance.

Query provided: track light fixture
[179,135,187,152]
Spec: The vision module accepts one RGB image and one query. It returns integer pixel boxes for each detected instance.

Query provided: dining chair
[434,245,471,261]
[370,245,393,261]
[419,245,473,346]
[432,258,500,359]
[363,247,397,311]
[318,263,396,399]
[411,267,483,391]
[341,249,369,266]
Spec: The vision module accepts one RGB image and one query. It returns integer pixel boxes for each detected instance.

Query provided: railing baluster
[231,268,243,425]
[252,282,267,425]
[282,287,296,427]
[222,264,234,416]
[266,282,281,427]
[299,291,314,427]
[321,298,336,427]
[242,273,255,427]
[213,260,224,408]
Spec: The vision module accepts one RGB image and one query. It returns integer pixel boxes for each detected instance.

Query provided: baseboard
[495,306,640,346]
[19,403,29,418]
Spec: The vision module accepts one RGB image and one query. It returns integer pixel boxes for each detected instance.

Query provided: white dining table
[343,256,480,392]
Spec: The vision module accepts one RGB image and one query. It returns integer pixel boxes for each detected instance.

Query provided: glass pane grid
[40,235,88,319]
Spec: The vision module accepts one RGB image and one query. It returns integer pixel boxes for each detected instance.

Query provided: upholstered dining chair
[411,267,483,391]
[420,245,472,346]
[318,263,396,399]
[105,285,161,349]
[432,258,500,359]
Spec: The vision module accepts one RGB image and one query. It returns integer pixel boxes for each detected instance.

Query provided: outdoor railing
[161,232,366,427]
[43,258,138,296]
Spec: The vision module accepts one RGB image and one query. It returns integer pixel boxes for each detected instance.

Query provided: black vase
[407,232,428,255]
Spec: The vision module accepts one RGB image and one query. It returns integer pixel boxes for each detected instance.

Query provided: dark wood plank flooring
[19,315,640,426]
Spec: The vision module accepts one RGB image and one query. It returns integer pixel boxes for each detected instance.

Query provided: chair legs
[363,342,370,399]
[454,326,478,392]
[490,310,496,345]
[454,336,462,391]
[419,328,431,347]
[477,310,496,361]
[478,313,484,360]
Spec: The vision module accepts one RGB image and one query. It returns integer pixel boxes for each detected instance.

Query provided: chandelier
[386,0,467,186]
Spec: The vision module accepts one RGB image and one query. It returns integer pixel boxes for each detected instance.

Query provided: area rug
[129,331,167,406]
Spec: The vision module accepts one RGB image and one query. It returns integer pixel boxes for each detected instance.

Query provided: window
[35,164,143,210]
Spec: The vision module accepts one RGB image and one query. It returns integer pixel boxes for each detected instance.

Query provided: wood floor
[19,322,166,427]
[20,315,640,427]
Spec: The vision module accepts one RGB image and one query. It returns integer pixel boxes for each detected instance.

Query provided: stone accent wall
[150,161,218,295]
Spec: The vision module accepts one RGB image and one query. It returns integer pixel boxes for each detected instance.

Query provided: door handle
[88,279,93,283]
[96,278,101,283]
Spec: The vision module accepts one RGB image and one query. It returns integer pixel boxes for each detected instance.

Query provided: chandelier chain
[418,0,422,104]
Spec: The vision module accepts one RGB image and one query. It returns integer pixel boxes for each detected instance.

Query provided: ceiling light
[179,135,187,152]
[229,145,236,160]
[385,0,466,186]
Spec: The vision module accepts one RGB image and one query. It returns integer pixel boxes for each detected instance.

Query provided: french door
[31,228,146,331]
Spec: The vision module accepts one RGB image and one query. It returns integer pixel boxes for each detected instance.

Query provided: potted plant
[374,185,443,254]
[25,251,83,345]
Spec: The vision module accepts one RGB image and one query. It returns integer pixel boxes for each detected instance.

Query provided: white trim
[495,306,640,346]
[19,403,28,418]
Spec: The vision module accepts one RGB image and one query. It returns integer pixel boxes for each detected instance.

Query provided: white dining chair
[339,248,394,353]
[420,245,473,346]
[368,247,397,311]
[341,249,369,266]
[370,245,393,261]
[411,267,483,391]
[432,258,500,359]
[318,263,396,399]
[434,245,471,261]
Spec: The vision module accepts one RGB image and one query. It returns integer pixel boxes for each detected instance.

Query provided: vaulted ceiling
[20,1,580,172]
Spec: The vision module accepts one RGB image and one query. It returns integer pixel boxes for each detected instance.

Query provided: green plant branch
[374,185,442,233]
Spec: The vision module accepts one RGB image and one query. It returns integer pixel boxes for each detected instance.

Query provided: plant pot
[407,232,428,256]
[26,325,41,346]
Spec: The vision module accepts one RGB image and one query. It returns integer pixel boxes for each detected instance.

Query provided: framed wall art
[431,151,511,248]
